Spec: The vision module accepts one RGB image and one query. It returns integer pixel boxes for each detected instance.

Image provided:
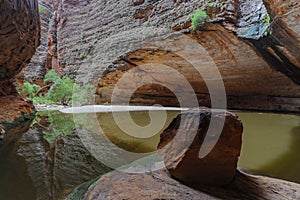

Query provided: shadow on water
[0,155,36,200]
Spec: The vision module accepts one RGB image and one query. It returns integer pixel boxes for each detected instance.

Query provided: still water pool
[236,111,300,183]
[0,109,299,199]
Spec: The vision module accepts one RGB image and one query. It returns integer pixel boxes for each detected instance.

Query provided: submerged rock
[158,108,243,186]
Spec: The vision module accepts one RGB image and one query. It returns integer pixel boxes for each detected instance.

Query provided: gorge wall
[0,0,40,148]
[22,0,300,112]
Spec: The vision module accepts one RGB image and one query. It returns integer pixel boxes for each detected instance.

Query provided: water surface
[0,109,299,200]
[236,111,300,183]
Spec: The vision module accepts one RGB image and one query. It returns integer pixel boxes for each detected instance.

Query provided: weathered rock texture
[21,0,300,112]
[158,108,243,186]
[259,0,300,84]
[0,0,40,147]
[91,0,300,111]
[18,0,59,84]
[0,0,40,87]
[73,168,300,200]
[10,126,111,200]
[53,0,300,111]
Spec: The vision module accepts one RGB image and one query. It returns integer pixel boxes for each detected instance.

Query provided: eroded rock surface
[19,0,62,84]
[158,108,243,186]
[19,0,300,112]
[74,164,300,200]
[0,0,40,148]
[14,127,111,200]
[59,0,299,111]
[0,0,40,86]
[252,0,300,84]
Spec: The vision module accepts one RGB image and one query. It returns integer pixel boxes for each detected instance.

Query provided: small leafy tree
[44,69,61,83]
[18,69,94,105]
[46,76,74,105]
[21,82,41,99]
[38,6,46,15]
[191,9,208,30]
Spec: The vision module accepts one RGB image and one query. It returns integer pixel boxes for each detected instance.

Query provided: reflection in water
[0,156,36,200]
[96,111,180,153]
[32,110,75,142]
[237,112,300,183]
[0,110,299,200]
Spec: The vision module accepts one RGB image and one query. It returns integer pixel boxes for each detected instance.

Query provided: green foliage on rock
[22,82,41,99]
[103,101,111,106]
[262,14,270,24]
[46,76,74,105]
[191,9,208,30]
[18,70,94,105]
[44,69,61,83]
[38,6,46,15]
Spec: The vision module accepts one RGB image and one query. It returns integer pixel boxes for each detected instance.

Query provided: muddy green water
[0,110,299,199]
[236,112,300,183]
[94,110,300,183]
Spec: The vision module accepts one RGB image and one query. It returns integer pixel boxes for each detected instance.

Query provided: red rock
[158,108,243,186]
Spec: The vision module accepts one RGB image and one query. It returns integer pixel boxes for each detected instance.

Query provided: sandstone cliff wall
[23,0,300,111]
[0,0,40,148]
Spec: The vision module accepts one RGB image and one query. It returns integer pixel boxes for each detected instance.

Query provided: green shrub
[38,6,46,15]
[191,9,208,30]
[44,69,61,83]
[32,94,52,104]
[262,14,270,24]
[46,76,74,105]
[103,101,111,106]
[73,83,94,105]
[260,13,272,37]
[18,69,94,105]
[22,82,41,99]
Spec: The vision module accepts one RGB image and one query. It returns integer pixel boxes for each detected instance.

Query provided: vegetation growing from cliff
[191,9,208,30]
[38,6,46,15]
[260,13,272,36]
[18,70,94,105]
[21,82,42,99]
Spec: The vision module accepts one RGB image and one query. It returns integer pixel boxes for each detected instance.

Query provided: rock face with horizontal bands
[19,0,56,83]
[0,0,40,86]
[20,0,300,112]
[158,108,243,186]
